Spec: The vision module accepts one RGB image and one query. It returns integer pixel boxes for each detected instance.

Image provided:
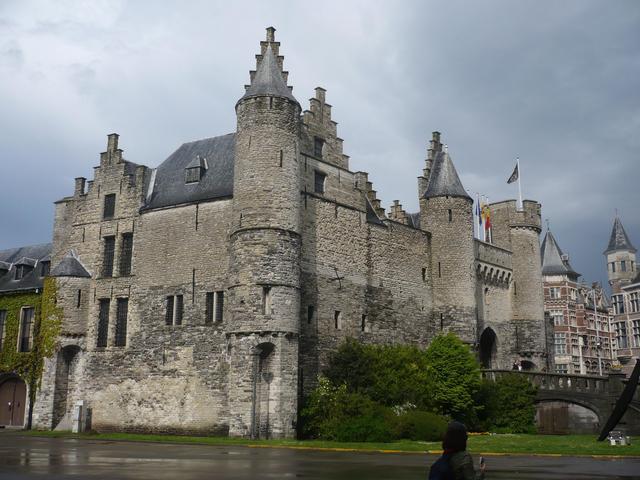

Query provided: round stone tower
[420,133,476,343]
[227,27,302,439]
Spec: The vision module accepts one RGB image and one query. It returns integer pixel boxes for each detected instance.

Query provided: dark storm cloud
[0,0,638,287]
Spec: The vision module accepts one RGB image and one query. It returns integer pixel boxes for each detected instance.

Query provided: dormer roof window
[0,261,10,278]
[185,155,208,184]
[14,257,36,280]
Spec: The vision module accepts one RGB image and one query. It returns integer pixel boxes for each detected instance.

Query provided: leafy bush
[393,410,449,441]
[424,334,481,422]
[476,374,537,433]
[324,338,436,410]
[301,376,395,441]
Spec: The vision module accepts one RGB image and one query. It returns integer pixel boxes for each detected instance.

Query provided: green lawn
[23,431,640,457]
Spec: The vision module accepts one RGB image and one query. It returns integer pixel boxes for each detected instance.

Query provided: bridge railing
[481,370,609,394]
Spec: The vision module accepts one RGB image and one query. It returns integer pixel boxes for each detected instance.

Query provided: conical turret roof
[423,150,471,200]
[51,250,91,278]
[604,217,636,254]
[541,231,580,279]
[239,44,298,104]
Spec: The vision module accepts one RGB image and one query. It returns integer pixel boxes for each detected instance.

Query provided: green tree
[424,333,481,422]
[477,373,537,433]
[324,338,435,410]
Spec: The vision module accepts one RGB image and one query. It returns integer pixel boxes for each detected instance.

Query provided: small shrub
[333,412,394,442]
[394,410,449,441]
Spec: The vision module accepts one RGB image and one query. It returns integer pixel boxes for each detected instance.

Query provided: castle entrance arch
[0,375,27,426]
[479,328,497,369]
[52,345,81,429]
[252,342,275,439]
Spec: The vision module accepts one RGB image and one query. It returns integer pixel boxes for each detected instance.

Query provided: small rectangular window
[76,289,82,309]
[448,209,452,222]
[103,193,116,219]
[621,260,627,272]
[97,299,110,348]
[175,295,183,325]
[314,137,324,158]
[314,171,326,194]
[361,314,367,332]
[262,286,272,315]
[165,296,175,325]
[307,305,315,324]
[214,291,224,322]
[18,307,35,352]
[115,298,128,347]
[119,233,134,276]
[0,310,6,351]
[334,310,342,330]
[185,167,201,184]
[205,292,214,324]
[102,236,116,277]
[421,267,427,282]
[611,262,616,273]
[40,261,50,277]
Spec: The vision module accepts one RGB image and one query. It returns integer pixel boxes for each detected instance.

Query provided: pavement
[1,433,640,479]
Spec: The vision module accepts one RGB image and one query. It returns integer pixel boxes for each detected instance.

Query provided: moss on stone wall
[0,278,62,403]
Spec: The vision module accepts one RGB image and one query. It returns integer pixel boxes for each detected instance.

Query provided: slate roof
[407,212,421,230]
[0,243,52,293]
[51,251,91,278]
[423,151,471,200]
[144,133,235,210]
[541,231,580,279]
[604,217,636,254]
[240,44,298,104]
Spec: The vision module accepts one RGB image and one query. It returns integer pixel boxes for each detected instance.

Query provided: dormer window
[15,265,27,280]
[185,155,207,184]
[40,261,50,277]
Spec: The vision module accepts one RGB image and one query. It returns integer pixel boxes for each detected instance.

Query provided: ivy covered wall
[0,278,62,426]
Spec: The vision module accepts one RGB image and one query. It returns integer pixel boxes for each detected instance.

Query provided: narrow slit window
[334,310,342,330]
[262,286,272,315]
[165,296,174,325]
[421,267,427,282]
[76,289,82,309]
[307,305,315,324]
[438,262,441,278]
[361,314,367,332]
[115,298,128,347]
[448,209,452,222]
[97,299,110,348]
[175,295,183,325]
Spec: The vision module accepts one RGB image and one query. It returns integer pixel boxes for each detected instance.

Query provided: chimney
[74,177,86,196]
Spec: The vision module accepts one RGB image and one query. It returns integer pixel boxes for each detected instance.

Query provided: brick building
[19,28,548,437]
[605,217,640,375]
[541,231,614,375]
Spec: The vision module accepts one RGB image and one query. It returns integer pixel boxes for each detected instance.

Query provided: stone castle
[26,28,547,438]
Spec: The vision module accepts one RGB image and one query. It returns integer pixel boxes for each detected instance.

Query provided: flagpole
[517,157,523,211]
[476,193,481,240]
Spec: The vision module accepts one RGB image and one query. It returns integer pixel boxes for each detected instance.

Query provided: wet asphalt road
[0,433,639,479]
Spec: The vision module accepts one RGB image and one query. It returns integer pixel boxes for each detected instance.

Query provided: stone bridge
[483,370,640,435]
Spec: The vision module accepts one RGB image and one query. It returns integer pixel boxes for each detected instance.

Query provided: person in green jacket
[433,421,486,480]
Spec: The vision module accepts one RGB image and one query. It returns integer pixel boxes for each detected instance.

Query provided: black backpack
[428,453,455,480]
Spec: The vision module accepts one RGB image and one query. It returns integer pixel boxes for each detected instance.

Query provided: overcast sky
[1,0,638,288]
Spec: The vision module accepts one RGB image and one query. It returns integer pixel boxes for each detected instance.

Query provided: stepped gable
[239,27,298,105]
[144,133,235,210]
[604,217,636,254]
[541,231,580,279]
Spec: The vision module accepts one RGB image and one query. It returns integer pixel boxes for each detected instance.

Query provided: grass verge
[22,431,640,457]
